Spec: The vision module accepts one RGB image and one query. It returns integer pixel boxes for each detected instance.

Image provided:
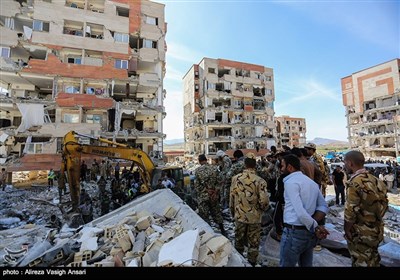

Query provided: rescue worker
[47,214,62,231]
[230,152,269,266]
[194,154,225,235]
[47,168,56,190]
[58,170,67,202]
[343,150,388,267]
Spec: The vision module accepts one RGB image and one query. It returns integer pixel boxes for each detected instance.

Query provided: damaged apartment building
[275,115,306,148]
[0,0,167,170]
[342,58,400,158]
[183,58,275,156]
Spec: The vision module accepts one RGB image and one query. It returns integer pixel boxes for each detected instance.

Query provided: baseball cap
[304,143,317,150]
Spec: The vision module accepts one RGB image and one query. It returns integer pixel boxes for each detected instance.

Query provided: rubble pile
[0,189,245,267]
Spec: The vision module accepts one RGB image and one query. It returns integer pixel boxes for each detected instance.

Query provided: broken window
[26,143,43,154]
[67,57,81,64]
[218,68,230,78]
[116,6,129,17]
[115,59,128,69]
[265,76,272,81]
[208,68,215,74]
[146,16,158,26]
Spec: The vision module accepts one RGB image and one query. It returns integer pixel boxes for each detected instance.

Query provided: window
[63,113,79,123]
[116,6,129,17]
[32,20,49,32]
[114,32,129,43]
[208,68,215,74]
[146,16,158,25]
[1,47,10,58]
[143,39,157,48]
[26,143,43,154]
[67,57,81,64]
[115,59,128,69]
[86,114,102,124]
[266,89,273,95]
[265,76,272,81]
[65,86,80,94]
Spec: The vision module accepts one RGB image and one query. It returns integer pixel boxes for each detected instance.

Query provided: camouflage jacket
[310,153,328,183]
[230,169,269,224]
[226,158,245,183]
[345,171,388,237]
[194,163,218,201]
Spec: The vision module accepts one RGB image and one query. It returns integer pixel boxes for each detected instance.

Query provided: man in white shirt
[279,154,329,267]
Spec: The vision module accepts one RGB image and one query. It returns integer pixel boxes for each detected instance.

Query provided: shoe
[314,245,322,251]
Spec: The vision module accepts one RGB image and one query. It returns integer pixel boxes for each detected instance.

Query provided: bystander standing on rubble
[279,154,329,267]
[194,154,225,235]
[216,150,232,209]
[343,150,388,267]
[332,166,346,206]
[80,160,87,182]
[230,152,269,266]
[1,167,6,191]
[47,168,55,190]
[384,170,394,192]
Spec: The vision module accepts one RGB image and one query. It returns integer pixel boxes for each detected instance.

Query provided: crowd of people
[193,144,389,267]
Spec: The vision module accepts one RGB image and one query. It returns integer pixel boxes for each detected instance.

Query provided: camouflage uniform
[194,163,223,225]
[310,153,328,196]
[345,171,388,267]
[230,169,269,264]
[218,155,232,208]
[225,157,245,207]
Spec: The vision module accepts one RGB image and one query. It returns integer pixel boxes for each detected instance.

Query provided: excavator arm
[62,131,155,211]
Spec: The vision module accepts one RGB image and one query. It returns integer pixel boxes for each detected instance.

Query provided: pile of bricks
[66,205,232,267]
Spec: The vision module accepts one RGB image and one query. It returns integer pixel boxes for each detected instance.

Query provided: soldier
[225,150,245,207]
[304,143,328,197]
[230,153,269,266]
[216,150,232,209]
[343,150,388,267]
[194,154,225,235]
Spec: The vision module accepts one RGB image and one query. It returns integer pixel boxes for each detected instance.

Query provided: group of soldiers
[193,144,388,267]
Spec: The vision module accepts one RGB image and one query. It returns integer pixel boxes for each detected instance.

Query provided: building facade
[183,58,275,157]
[275,115,306,148]
[342,59,400,159]
[0,0,166,170]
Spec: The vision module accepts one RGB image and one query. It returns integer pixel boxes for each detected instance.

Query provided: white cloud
[166,41,203,64]
[165,65,184,83]
[275,77,341,111]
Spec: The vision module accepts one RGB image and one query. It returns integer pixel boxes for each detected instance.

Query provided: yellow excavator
[60,131,190,211]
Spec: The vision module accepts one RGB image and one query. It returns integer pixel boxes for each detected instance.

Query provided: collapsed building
[183,58,276,157]
[0,0,167,173]
[275,115,306,148]
[342,58,400,159]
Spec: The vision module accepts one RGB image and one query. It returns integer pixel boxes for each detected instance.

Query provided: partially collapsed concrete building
[275,115,306,148]
[183,58,276,157]
[342,59,400,159]
[0,0,167,171]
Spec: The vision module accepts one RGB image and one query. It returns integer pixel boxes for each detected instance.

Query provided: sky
[159,0,399,142]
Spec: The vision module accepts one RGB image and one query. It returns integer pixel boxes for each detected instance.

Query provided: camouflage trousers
[198,198,223,225]
[347,236,381,267]
[234,221,261,264]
